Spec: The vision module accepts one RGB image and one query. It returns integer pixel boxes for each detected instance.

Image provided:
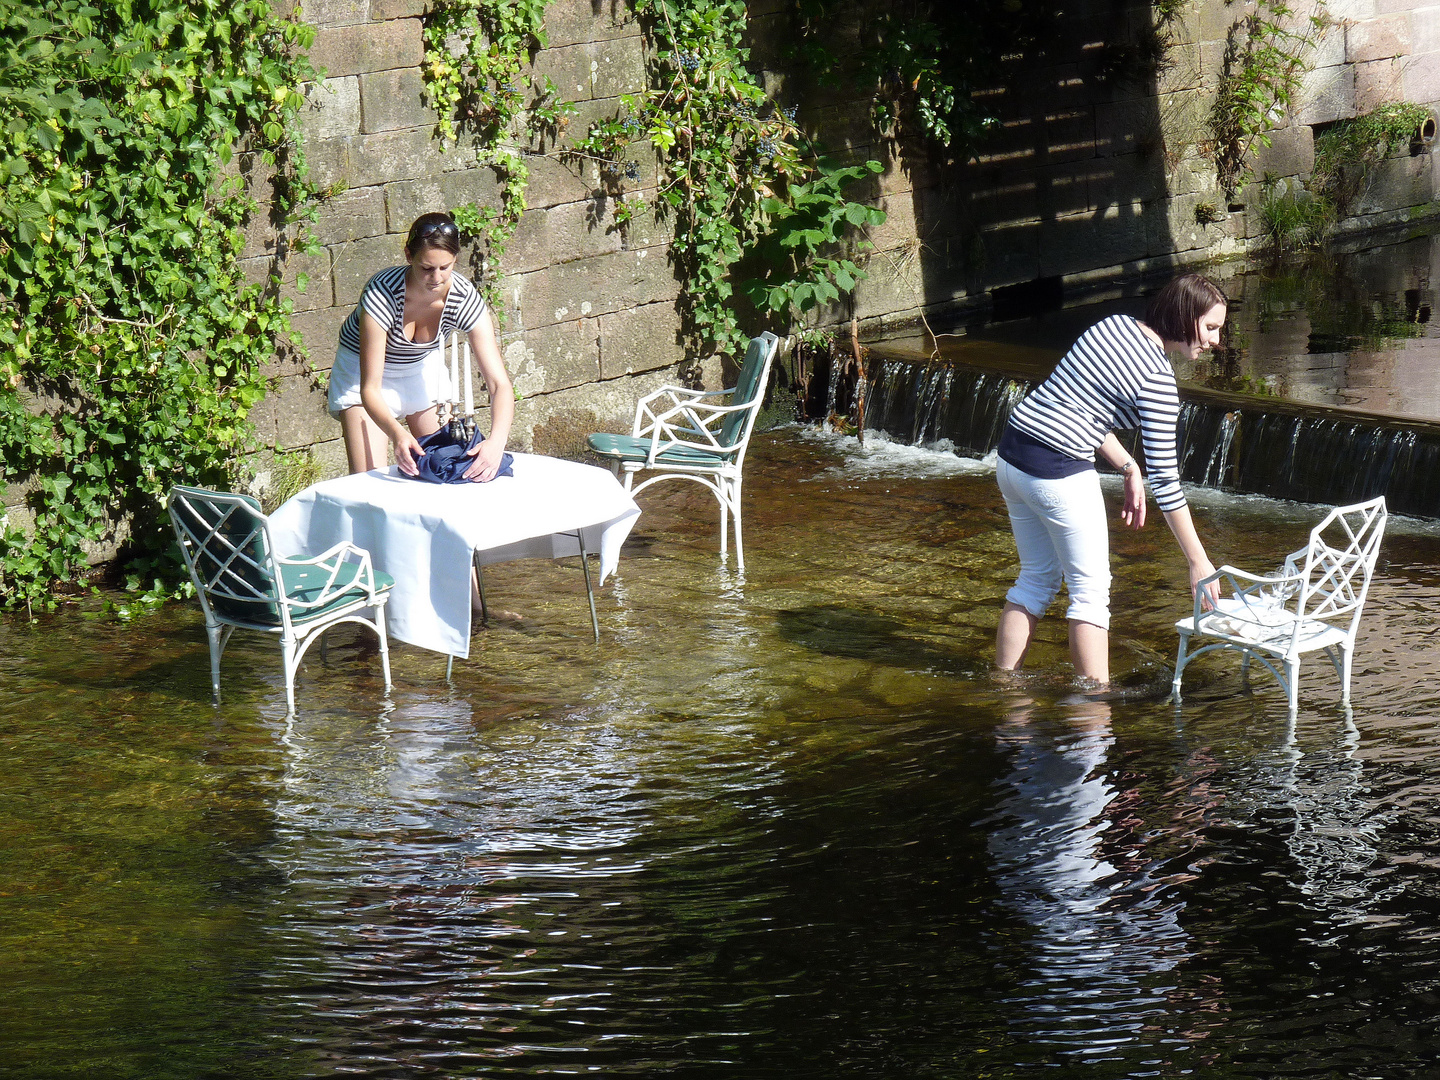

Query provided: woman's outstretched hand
[1189,557,1221,611]
[463,437,506,482]
[1120,468,1146,529]
[394,431,426,476]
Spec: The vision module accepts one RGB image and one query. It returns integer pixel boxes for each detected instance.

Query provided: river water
[5,427,1440,1077]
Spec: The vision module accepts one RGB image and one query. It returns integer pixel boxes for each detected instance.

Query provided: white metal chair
[586,331,779,571]
[168,485,394,713]
[1171,496,1387,711]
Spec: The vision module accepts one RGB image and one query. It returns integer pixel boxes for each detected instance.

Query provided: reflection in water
[985,699,1191,1064]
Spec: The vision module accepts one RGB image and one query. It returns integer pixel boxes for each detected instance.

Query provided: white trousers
[997,458,1111,630]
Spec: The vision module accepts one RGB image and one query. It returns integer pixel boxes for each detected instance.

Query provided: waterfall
[823,351,1440,517]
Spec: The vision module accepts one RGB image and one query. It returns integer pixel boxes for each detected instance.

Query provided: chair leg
[1285,655,1301,713]
[1339,643,1354,704]
[205,621,225,703]
[718,485,730,562]
[375,603,392,692]
[281,637,298,715]
[1170,632,1190,702]
[731,476,745,572]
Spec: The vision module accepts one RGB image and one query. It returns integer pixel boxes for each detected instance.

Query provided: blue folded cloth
[408,425,514,484]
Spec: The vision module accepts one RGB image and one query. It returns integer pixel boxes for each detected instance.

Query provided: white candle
[463,337,474,415]
[449,332,460,409]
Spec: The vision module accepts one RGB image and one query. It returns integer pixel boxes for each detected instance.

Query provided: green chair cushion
[276,562,393,625]
[587,432,732,467]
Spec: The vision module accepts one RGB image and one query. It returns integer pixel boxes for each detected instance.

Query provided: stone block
[866,192,919,253]
[300,76,361,142]
[1354,154,1435,215]
[1295,63,1355,126]
[532,42,599,101]
[543,248,682,327]
[1253,122,1314,179]
[1414,9,1440,54]
[958,173,1040,228]
[511,366,684,456]
[370,0,422,18]
[543,0,640,49]
[1309,20,1348,70]
[1042,105,1098,164]
[360,67,431,133]
[1087,151,1167,209]
[597,300,684,377]
[301,135,351,191]
[1347,12,1412,62]
[1156,43,1205,96]
[505,198,625,274]
[1146,191,1216,257]
[242,247,334,313]
[308,19,423,80]
[1094,98,1162,158]
[852,258,931,323]
[502,318,601,395]
[331,233,406,308]
[271,374,337,451]
[1402,49,1440,103]
[1354,57,1406,112]
[1328,0,1378,19]
[311,185,388,246]
[523,152,599,210]
[301,0,367,28]
[283,305,352,375]
[1038,202,1148,277]
[344,127,442,188]
[1165,152,1221,197]
[1033,159,1096,217]
[589,35,648,99]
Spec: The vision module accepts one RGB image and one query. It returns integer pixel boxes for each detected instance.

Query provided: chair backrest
[167,486,283,625]
[719,332,780,453]
[1297,496,1387,628]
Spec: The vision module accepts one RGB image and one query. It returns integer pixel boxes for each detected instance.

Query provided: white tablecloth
[268,453,641,658]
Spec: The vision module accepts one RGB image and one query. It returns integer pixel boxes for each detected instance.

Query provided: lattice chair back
[1293,497,1388,629]
[718,332,778,454]
[169,486,282,625]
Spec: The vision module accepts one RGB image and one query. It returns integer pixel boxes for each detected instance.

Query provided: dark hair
[1145,273,1227,345]
[405,212,461,257]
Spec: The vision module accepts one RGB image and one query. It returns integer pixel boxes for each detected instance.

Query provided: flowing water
[7,428,1440,1077]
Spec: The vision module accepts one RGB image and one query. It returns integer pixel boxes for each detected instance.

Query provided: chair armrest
[1191,564,1305,624]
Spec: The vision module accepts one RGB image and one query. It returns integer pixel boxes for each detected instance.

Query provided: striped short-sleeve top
[337,265,488,368]
[1007,314,1187,513]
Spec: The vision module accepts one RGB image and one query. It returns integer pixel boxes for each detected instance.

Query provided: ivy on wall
[420,0,569,311]
[570,0,885,358]
[0,0,317,611]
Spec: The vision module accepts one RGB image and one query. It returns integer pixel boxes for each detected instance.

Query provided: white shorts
[327,345,451,419]
[997,458,1112,630]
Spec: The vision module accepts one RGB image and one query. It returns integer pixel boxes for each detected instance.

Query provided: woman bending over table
[328,212,514,481]
[993,273,1228,685]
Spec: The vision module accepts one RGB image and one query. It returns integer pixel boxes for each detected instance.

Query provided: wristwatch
[1120,459,1137,475]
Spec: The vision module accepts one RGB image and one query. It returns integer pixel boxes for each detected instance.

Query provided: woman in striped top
[994,273,1227,685]
[328,213,514,481]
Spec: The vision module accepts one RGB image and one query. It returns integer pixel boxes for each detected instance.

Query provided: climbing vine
[570,0,885,357]
[0,0,318,611]
[420,0,568,309]
[1209,0,1329,200]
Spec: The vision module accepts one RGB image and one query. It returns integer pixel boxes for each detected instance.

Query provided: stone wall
[246,0,1440,478]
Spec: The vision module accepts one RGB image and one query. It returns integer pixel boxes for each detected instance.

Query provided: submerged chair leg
[375,602,392,692]
[1285,655,1301,713]
[281,637,298,715]
[205,621,225,702]
[1170,632,1190,702]
[730,475,745,572]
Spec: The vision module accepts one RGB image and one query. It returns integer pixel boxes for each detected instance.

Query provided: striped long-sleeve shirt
[337,265,488,367]
[1008,314,1187,513]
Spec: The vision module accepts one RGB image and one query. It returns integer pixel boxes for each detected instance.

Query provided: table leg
[471,550,489,624]
[575,531,600,644]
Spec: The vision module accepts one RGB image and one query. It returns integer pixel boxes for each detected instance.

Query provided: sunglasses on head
[416,218,458,238]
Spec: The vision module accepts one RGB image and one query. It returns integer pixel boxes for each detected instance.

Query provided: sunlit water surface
[6,428,1440,1078]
